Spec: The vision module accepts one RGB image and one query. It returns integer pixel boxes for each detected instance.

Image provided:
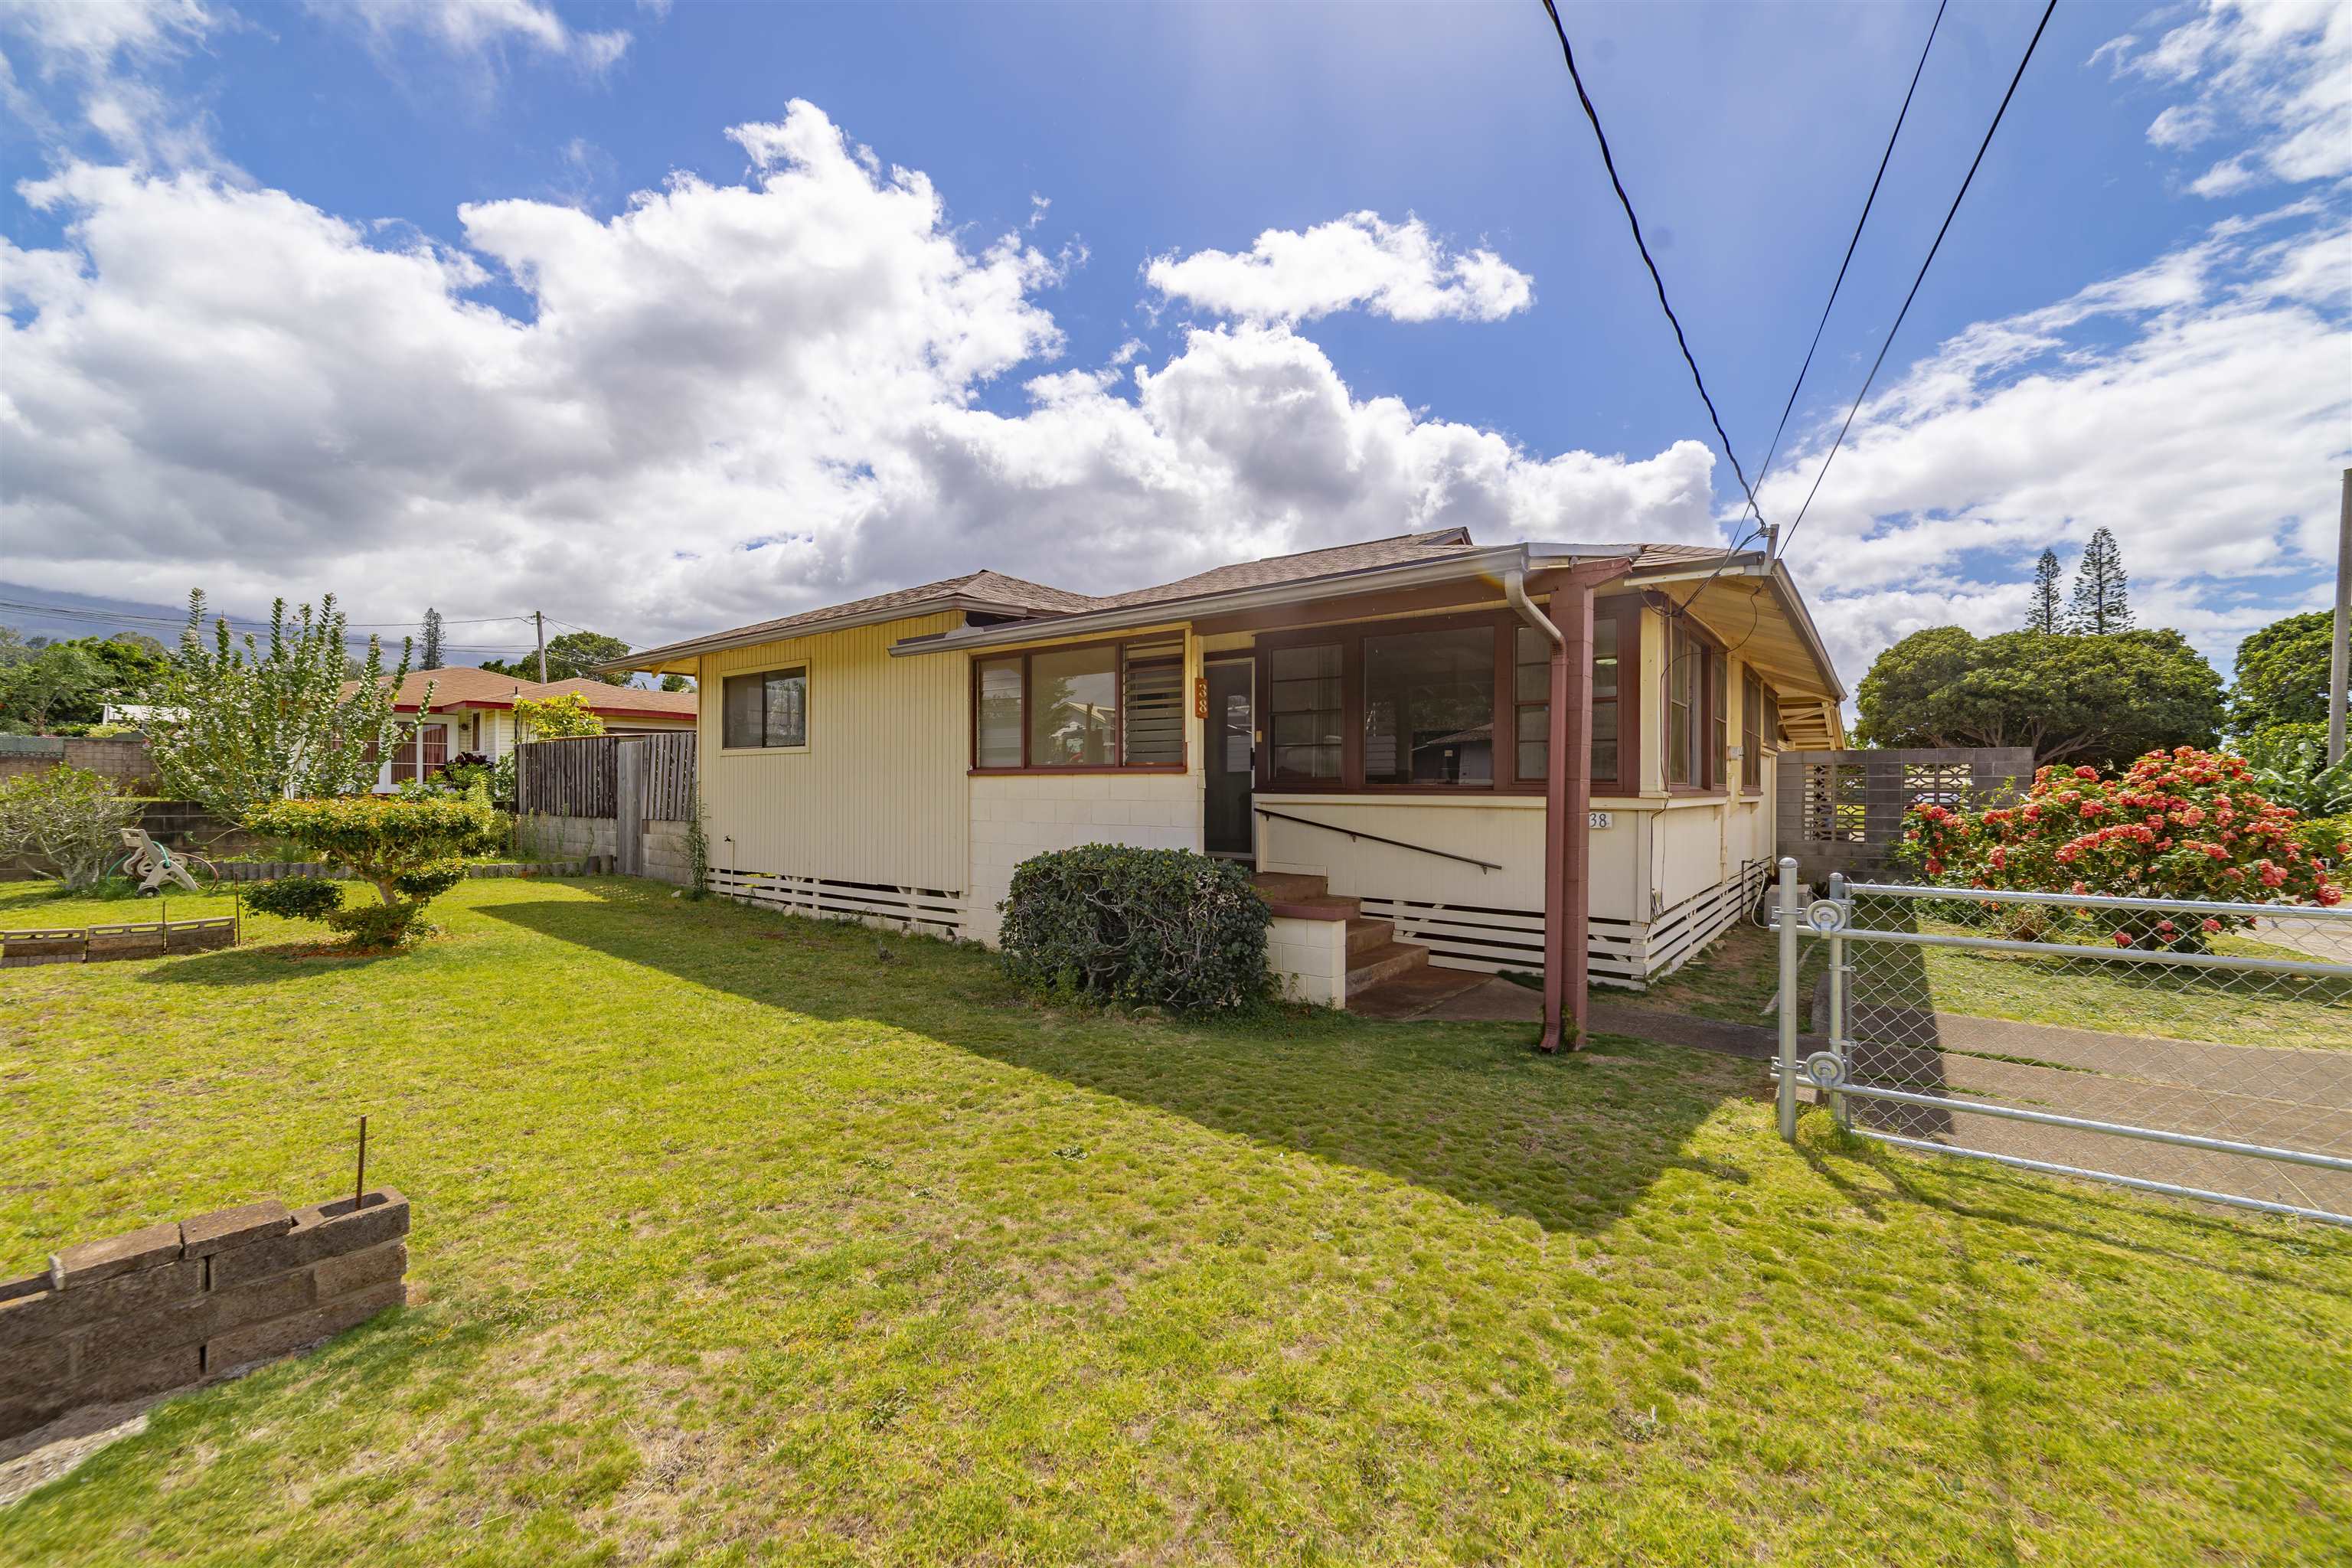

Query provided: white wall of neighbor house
[697,610,974,898]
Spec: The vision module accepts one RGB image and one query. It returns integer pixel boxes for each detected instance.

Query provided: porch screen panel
[1120,640,1184,766]
[1709,655,1727,790]
[1362,625,1494,786]
[975,657,1024,767]
[1029,645,1118,766]
[1514,617,1619,786]
[1268,644,1341,782]
[1668,623,1696,786]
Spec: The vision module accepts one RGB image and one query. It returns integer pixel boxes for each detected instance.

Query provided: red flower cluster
[1903,747,2343,926]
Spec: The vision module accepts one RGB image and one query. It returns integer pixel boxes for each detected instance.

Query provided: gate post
[1827,871,1851,1132]
[1776,856,1800,1142]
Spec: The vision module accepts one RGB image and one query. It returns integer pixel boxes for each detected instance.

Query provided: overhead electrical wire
[1749,0,1949,498]
[1773,0,2059,560]
[1537,0,1770,534]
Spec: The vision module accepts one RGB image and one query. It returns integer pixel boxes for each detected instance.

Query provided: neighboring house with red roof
[606,528,1844,1044]
[368,667,696,791]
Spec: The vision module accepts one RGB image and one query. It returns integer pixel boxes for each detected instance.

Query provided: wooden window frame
[1252,596,1639,797]
[718,662,811,755]
[1662,612,1729,796]
[968,634,1192,776]
[1741,668,1769,795]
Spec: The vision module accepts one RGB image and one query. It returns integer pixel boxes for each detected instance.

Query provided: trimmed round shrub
[243,876,345,923]
[324,900,432,949]
[390,860,466,900]
[999,844,1271,1011]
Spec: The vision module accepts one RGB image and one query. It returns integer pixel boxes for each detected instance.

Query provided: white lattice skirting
[1361,858,1768,990]
[706,868,969,939]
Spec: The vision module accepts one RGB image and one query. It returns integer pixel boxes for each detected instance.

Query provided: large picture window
[722,666,806,750]
[1257,597,1636,795]
[970,637,1190,772]
[1364,625,1494,785]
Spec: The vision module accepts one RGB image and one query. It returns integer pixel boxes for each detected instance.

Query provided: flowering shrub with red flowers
[1901,747,2342,947]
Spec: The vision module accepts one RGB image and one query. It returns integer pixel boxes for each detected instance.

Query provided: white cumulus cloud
[1756,204,2350,684]
[1,100,1705,652]
[1145,211,1534,325]
[2105,0,2352,195]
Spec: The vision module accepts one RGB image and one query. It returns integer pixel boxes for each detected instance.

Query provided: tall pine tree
[2066,528,2132,635]
[420,607,444,669]
[2024,548,2063,633]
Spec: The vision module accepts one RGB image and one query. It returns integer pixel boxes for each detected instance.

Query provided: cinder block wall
[0,1190,409,1442]
[0,737,159,792]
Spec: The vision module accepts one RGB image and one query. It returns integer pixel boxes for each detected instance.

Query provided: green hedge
[999,844,1272,1012]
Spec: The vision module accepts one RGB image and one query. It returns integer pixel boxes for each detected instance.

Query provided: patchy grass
[2,877,2347,1566]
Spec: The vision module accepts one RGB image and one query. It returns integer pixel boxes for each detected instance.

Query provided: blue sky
[2,0,2347,688]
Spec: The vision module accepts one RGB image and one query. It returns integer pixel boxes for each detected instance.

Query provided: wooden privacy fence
[515,732,695,823]
[1777,746,2035,884]
[516,735,616,818]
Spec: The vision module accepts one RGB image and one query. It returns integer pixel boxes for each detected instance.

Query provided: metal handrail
[1252,807,1501,873]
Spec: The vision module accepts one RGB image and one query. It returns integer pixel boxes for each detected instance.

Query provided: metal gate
[1771,859,2352,1227]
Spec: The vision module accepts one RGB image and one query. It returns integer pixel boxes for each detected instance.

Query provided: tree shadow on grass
[135,939,407,982]
[464,885,1757,1239]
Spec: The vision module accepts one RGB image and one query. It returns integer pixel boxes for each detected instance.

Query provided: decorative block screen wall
[1775,747,2036,883]
[0,1190,409,1442]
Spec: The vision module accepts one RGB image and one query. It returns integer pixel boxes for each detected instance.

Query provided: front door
[1204,660,1255,858]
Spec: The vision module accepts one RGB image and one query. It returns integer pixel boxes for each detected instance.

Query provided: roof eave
[596,596,1069,673]
[888,542,1638,658]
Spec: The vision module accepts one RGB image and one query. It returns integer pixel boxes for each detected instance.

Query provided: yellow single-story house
[371,667,697,789]
[611,529,1844,1044]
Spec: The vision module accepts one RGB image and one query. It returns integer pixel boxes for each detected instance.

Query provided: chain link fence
[1773,865,2352,1226]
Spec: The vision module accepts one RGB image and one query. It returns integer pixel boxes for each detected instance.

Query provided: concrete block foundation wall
[0,737,159,793]
[521,814,692,887]
[966,773,1204,946]
[1267,914,1347,1008]
[0,1190,410,1442]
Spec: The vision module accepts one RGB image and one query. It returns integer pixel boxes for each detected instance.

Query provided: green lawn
[3,877,2348,1566]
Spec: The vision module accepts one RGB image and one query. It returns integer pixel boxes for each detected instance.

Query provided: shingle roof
[1097,529,1478,608]
[360,666,697,717]
[612,530,1760,671]
[623,570,1096,666]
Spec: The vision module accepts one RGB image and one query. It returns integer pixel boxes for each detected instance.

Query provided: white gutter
[1504,567,1563,649]
[890,542,1632,658]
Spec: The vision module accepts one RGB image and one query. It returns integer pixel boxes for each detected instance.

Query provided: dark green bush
[391,860,465,900]
[324,900,431,949]
[243,876,345,923]
[999,844,1271,1011]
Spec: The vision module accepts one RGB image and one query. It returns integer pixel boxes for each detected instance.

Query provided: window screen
[723,667,806,749]
[1268,644,1342,782]
[975,657,1024,768]
[1028,645,1118,766]
[1362,625,1494,786]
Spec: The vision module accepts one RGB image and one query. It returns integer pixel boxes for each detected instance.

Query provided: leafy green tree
[244,795,501,947]
[2024,548,2063,633]
[1855,626,2222,765]
[2066,527,2132,634]
[147,592,420,817]
[0,642,106,733]
[513,691,604,739]
[2228,608,2332,735]
[420,607,445,669]
[479,629,630,684]
[658,673,694,693]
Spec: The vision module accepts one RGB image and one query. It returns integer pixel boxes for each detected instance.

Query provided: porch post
[1541,584,1595,1051]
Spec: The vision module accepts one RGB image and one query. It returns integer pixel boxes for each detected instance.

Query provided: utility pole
[534,609,547,685]
[2329,468,2349,765]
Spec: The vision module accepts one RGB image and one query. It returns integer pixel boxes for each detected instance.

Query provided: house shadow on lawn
[466,884,1761,1239]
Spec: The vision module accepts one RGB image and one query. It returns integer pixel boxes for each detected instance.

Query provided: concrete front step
[1347,939,1430,994]
[1344,916,1394,957]
[1250,871,1331,902]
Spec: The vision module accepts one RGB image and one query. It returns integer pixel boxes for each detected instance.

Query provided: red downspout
[1509,570,1593,1053]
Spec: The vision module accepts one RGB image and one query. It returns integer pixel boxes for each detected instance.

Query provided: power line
[1749,0,1949,498]
[1537,0,1769,531]
[1774,0,2059,560]
[1658,0,1949,622]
